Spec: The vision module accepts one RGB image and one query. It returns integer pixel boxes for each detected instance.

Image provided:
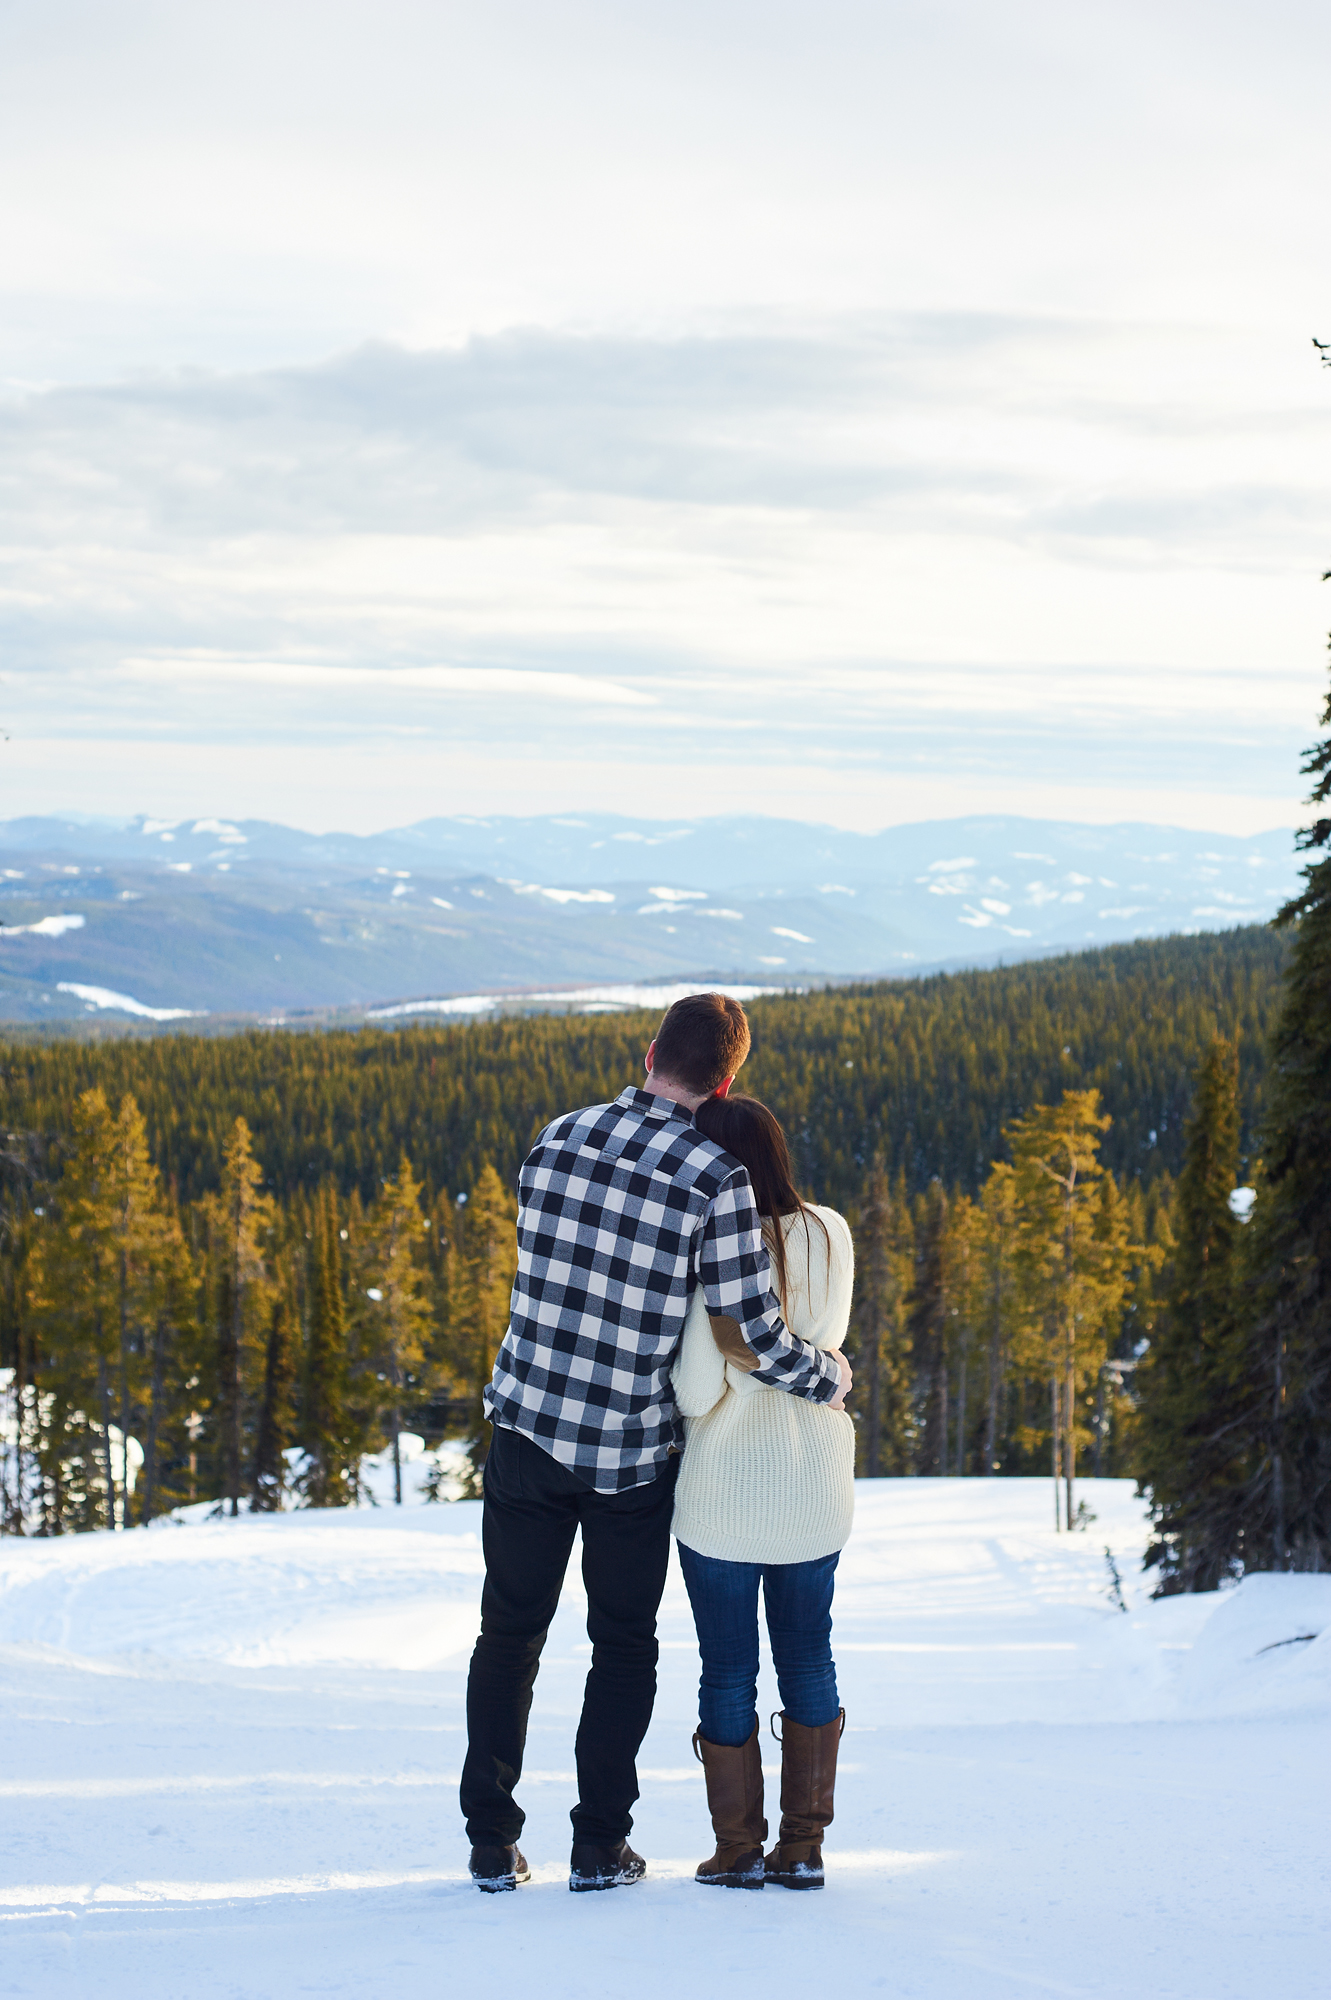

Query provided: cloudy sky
[2,0,1329,834]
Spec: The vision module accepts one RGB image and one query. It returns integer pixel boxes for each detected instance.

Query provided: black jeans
[460,1424,679,1849]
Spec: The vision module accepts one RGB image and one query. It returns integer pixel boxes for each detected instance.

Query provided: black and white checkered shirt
[486,1085,841,1491]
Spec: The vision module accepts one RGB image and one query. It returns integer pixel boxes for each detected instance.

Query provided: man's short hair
[652,991,751,1095]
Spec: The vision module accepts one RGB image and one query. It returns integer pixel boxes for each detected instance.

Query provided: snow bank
[1177,1572,1331,1718]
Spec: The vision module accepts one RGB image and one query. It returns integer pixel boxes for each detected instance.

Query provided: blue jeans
[677,1542,840,1747]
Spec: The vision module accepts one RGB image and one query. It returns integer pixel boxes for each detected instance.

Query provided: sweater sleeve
[698,1171,840,1402]
[671,1283,728,1416]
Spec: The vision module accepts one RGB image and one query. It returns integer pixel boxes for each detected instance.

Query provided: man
[459,991,852,1893]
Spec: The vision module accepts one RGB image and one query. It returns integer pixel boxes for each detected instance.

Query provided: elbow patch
[708,1314,761,1374]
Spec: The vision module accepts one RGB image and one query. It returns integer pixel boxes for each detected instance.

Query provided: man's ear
[645,1039,656,1075]
[713,1076,734,1099]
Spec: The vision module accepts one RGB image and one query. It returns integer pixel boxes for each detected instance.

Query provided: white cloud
[1,3,1327,829]
[122,658,654,709]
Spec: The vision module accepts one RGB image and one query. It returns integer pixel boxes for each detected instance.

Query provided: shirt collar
[616,1084,695,1127]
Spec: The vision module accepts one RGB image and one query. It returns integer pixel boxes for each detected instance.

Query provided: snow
[0,912,85,937]
[190,821,247,843]
[366,995,500,1019]
[366,981,785,1021]
[55,982,206,1021]
[1,1477,1325,1998]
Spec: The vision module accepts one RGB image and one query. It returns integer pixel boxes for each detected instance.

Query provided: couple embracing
[460,992,856,1893]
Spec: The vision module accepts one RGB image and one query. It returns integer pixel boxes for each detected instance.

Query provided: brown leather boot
[691,1722,767,1888]
[764,1709,844,1890]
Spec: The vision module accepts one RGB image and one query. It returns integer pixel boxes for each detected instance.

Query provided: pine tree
[970,1164,1023,1476]
[251,1295,296,1511]
[1244,662,1331,1568]
[945,1195,981,1474]
[208,1118,272,1518]
[446,1163,518,1483]
[106,1095,193,1527]
[300,1186,354,1507]
[1136,1039,1248,1588]
[847,1164,914,1475]
[355,1155,437,1503]
[30,1091,121,1530]
[908,1184,951,1475]
[1007,1091,1133,1529]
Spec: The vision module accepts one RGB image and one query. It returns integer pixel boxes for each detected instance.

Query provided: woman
[673,1093,854,1892]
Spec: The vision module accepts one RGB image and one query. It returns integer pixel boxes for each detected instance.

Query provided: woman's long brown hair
[693,1093,829,1320]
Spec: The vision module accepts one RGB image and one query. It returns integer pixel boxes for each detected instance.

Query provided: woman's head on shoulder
[694,1092,800,1220]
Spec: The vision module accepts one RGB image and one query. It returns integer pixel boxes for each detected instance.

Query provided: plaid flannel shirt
[486,1085,841,1491]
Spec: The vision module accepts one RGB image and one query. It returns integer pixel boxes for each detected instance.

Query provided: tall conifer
[300,1186,356,1506]
[908,1184,951,1475]
[1137,1039,1246,1588]
[210,1119,272,1518]
[1006,1091,1131,1528]
[357,1156,436,1503]
[1246,662,1331,1567]
[30,1090,119,1529]
[848,1164,914,1475]
[251,1295,296,1511]
[447,1163,518,1483]
[971,1163,1022,1476]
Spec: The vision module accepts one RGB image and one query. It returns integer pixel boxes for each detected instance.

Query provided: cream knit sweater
[671,1203,855,1566]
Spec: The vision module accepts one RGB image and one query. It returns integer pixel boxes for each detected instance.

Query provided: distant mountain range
[0,810,1300,1025]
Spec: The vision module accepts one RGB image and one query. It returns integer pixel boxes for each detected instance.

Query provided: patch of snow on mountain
[0,912,86,937]
[56,982,205,1021]
[366,996,499,1019]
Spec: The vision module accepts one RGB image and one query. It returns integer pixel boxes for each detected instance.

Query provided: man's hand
[827,1348,852,1411]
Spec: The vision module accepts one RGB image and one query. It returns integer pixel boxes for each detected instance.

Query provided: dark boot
[764,1710,844,1890]
[568,1839,647,1892]
[468,1842,531,1892]
[692,1722,767,1888]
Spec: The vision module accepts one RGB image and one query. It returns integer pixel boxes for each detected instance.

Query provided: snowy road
[2,1479,1328,1999]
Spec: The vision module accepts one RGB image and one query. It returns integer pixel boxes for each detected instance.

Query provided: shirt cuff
[808,1349,842,1402]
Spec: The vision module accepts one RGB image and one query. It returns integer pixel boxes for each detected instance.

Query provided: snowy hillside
[0,811,1299,1023]
[2,1478,1327,1998]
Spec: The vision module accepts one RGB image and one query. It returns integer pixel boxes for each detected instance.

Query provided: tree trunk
[1050,1373,1062,1530]
[956,1355,967,1476]
[118,1248,132,1533]
[97,1350,117,1531]
[393,1420,402,1505]
[935,1324,949,1478]
[1273,1318,1286,1568]
[140,1313,166,1525]
[984,1280,1001,1477]
[1064,1339,1076,1531]
[1063,1193,1076,1532]
[227,1242,244,1518]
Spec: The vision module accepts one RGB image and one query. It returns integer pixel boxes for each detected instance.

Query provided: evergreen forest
[1,909,1327,1583]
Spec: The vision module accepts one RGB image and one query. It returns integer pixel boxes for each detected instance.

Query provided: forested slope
[0,926,1285,1208]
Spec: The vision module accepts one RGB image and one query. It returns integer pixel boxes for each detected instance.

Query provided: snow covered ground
[2,1478,1327,1999]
